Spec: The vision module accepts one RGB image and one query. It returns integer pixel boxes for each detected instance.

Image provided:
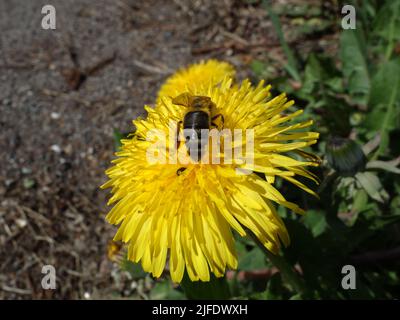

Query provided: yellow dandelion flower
[156,59,235,103]
[102,72,319,282]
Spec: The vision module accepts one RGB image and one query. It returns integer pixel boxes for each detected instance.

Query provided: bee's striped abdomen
[183,111,210,162]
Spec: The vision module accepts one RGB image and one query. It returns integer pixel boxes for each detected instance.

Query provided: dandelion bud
[326,137,366,176]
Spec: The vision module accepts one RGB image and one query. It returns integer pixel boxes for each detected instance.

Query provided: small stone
[21,167,32,174]
[51,144,62,153]
[51,112,61,120]
[16,218,27,228]
[64,144,73,155]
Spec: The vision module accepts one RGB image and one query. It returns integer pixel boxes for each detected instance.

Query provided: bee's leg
[211,114,224,129]
[176,167,186,176]
[176,120,183,150]
[212,113,225,124]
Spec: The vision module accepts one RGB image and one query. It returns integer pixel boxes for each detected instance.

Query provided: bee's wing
[172,92,193,107]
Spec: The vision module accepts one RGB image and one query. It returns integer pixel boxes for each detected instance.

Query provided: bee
[172,92,224,175]
[107,240,125,263]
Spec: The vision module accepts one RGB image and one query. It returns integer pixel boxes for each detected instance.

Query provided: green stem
[384,2,398,61]
[372,80,397,160]
[318,169,338,194]
[248,230,307,296]
[262,0,301,81]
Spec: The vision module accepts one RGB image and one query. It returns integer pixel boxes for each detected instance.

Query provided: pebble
[16,218,28,228]
[51,112,61,120]
[50,144,62,153]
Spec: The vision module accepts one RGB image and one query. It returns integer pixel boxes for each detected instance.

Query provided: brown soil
[0,0,334,299]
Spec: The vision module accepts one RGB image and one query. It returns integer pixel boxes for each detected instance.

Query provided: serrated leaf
[301,54,340,95]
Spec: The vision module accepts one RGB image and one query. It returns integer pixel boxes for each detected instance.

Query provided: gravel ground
[0,0,334,299]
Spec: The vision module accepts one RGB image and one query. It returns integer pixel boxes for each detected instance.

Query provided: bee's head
[172,92,215,111]
[191,96,214,110]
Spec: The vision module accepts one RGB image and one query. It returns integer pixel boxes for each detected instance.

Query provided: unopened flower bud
[326,137,366,176]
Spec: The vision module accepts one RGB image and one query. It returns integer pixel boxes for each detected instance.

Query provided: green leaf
[325,77,343,92]
[150,280,185,300]
[391,196,400,211]
[352,189,369,214]
[289,293,303,300]
[263,0,300,81]
[371,214,400,229]
[340,29,370,104]
[301,54,341,95]
[368,59,400,110]
[302,210,328,237]
[238,247,268,271]
[301,55,323,95]
[355,172,389,203]
[261,273,287,300]
[372,1,400,59]
[366,160,400,174]
[315,96,352,135]
[180,272,231,300]
[121,259,147,280]
[113,129,124,150]
[251,60,267,78]
[366,58,400,158]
